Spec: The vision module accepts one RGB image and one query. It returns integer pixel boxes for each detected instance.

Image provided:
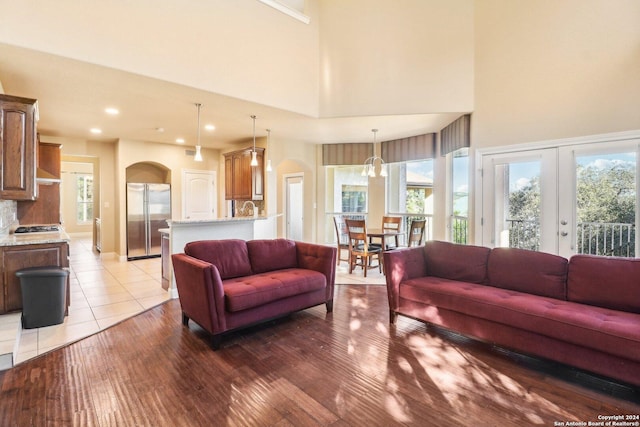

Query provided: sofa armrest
[383,247,427,314]
[295,242,337,301]
[171,253,227,334]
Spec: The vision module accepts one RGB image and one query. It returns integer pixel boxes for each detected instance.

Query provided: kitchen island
[163,215,280,298]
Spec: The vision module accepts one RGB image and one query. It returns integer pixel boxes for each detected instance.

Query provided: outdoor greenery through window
[576,152,636,257]
[76,174,93,225]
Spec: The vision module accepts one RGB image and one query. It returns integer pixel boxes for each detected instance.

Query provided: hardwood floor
[0,284,638,426]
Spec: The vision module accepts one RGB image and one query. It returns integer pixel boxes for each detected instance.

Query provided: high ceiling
[0,43,462,151]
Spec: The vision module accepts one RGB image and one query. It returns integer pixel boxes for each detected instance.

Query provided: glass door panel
[558,143,638,258]
[481,149,557,254]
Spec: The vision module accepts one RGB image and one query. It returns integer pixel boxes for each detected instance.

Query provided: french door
[480,137,639,258]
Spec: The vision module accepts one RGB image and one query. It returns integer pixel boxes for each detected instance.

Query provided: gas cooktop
[14,225,62,234]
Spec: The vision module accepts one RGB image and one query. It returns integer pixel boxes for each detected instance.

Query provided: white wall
[318,0,474,117]
[473,0,640,147]
[0,0,321,116]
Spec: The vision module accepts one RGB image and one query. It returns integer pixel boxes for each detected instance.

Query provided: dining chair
[407,219,426,246]
[345,219,382,277]
[333,215,350,266]
[380,216,402,249]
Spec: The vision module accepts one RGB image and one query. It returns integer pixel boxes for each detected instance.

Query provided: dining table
[367,228,403,249]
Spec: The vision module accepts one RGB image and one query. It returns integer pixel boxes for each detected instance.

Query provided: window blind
[381,133,436,163]
[440,114,471,156]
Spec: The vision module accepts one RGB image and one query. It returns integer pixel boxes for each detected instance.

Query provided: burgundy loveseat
[384,240,640,386]
[171,239,336,349]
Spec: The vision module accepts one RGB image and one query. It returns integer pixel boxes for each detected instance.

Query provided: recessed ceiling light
[205,124,215,131]
[176,138,185,144]
[90,128,102,134]
[105,107,119,115]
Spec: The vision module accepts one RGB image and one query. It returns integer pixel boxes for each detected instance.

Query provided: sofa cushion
[247,239,298,274]
[184,239,252,280]
[399,277,640,362]
[487,248,568,300]
[424,241,490,284]
[568,254,640,313]
[223,268,326,312]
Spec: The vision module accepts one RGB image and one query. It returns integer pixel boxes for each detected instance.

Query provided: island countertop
[168,214,281,226]
[0,230,71,247]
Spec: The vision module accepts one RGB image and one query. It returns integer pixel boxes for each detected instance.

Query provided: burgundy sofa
[171,238,336,349]
[384,240,640,386]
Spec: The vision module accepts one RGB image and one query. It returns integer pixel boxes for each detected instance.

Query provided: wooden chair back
[345,218,382,277]
[345,219,368,253]
[333,216,350,265]
[381,216,402,249]
[408,219,426,246]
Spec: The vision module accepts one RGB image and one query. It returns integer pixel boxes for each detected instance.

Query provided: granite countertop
[0,230,71,247]
[169,214,282,226]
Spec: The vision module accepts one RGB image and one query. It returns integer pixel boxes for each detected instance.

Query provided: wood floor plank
[0,285,638,426]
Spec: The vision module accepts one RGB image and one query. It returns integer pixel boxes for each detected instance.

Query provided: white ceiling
[0,43,463,151]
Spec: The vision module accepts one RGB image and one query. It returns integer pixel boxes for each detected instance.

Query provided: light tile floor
[0,239,384,366]
[13,233,170,364]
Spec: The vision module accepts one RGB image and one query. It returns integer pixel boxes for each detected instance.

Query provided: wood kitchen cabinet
[0,94,38,201]
[224,147,264,200]
[17,141,62,224]
[0,242,70,314]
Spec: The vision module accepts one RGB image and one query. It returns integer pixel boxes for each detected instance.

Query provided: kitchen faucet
[241,200,257,217]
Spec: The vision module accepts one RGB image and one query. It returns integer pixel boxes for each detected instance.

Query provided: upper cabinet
[17,142,62,225]
[224,147,264,201]
[0,94,37,201]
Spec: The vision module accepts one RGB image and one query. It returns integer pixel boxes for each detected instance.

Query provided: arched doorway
[125,162,171,260]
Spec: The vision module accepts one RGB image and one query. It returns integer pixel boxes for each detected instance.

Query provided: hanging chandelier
[361,129,387,177]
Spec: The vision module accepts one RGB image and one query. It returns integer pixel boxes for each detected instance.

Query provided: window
[325,165,368,243]
[450,147,469,244]
[341,184,367,213]
[76,174,93,225]
[326,166,368,214]
[387,159,433,214]
[387,159,434,241]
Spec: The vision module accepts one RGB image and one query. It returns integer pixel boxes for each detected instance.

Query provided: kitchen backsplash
[0,200,17,235]
[235,200,265,217]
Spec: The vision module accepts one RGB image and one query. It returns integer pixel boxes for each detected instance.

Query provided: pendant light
[250,115,258,167]
[194,103,203,162]
[361,129,387,177]
[266,128,273,172]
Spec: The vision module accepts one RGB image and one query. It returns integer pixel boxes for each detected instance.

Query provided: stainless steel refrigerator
[126,183,171,260]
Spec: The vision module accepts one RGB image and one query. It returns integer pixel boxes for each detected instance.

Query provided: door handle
[560,231,568,237]
[560,220,567,225]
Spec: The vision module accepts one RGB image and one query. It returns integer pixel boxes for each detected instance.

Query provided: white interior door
[182,169,217,220]
[285,174,304,241]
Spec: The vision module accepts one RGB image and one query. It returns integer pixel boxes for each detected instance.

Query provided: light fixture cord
[196,103,202,147]
[251,115,257,152]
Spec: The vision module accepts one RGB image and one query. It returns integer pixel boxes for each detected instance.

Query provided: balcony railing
[506,219,636,257]
[451,215,469,244]
[576,222,635,257]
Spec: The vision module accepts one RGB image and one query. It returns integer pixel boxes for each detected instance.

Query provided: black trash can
[16,266,69,329]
